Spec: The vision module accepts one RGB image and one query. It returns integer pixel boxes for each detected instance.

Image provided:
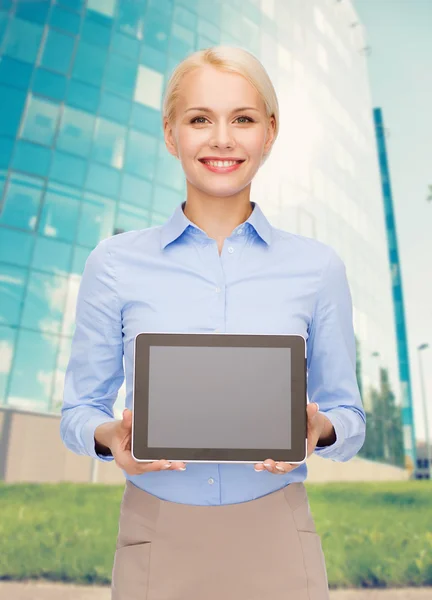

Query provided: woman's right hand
[97,408,187,475]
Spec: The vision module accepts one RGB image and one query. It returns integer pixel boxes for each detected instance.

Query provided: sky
[354,0,432,445]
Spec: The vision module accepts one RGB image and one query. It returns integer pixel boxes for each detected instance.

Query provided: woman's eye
[190,116,253,124]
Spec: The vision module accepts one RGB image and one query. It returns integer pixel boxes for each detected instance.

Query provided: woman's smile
[198,158,246,173]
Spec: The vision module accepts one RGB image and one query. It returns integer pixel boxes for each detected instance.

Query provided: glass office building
[0,1,400,442]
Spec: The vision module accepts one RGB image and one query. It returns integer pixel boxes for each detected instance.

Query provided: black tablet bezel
[132,333,307,463]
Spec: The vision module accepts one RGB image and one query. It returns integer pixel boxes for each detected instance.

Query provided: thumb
[121,408,132,430]
[307,403,320,418]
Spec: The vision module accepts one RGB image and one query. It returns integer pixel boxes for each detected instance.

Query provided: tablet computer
[131,332,307,464]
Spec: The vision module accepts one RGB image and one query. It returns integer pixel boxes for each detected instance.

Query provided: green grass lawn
[0,481,431,588]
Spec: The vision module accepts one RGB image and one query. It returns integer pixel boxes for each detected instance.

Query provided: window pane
[67,79,100,112]
[134,65,163,110]
[0,84,26,137]
[60,276,79,336]
[105,53,137,98]
[76,191,115,247]
[153,185,183,217]
[0,227,34,267]
[49,4,81,35]
[21,269,68,332]
[116,0,146,38]
[155,141,184,191]
[0,325,16,402]
[3,18,43,63]
[7,329,58,412]
[51,334,73,411]
[57,0,84,13]
[81,12,112,47]
[0,137,14,169]
[91,117,125,168]
[12,140,52,178]
[140,44,166,72]
[20,95,60,146]
[143,10,170,52]
[174,5,197,30]
[120,172,152,208]
[124,130,157,179]
[31,236,72,275]
[50,150,87,188]
[15,0,50,25]
[0,13,8,49]
[115,201,150,232]
[72,40,107,86]
[70,245,90,275]
[130,103,161,137]
[111,31,140,60]
[0,56,33,90]
[169,23,195,59]
[148,0,172,17]
[0,172,44,231]
[32,68,67,102]
[56,106,94,157]
[87,0,116,18]
[99,91,131,125]
[85,162,120,197]
[38,182,81,242]
[0,263,26,326]
[0,169,5,198]
[40,28,76,75]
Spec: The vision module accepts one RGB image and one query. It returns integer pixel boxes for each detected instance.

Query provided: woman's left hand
[254,403,324,474]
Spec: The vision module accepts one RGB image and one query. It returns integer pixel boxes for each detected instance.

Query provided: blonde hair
[162,46,279,164]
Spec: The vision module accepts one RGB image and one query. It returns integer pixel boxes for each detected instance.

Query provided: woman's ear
[264,115,276,154]
[164,118,178,159]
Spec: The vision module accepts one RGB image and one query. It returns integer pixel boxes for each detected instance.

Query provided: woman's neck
[183,193,253,242]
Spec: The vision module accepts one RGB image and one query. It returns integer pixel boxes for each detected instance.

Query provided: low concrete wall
[0,407,409,484]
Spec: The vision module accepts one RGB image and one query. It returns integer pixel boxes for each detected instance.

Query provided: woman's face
[164,65,276,199]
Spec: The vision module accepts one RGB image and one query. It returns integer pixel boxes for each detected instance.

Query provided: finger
[307,403,319,423]
[275,461,296,473]
[263,459,277,474]
[138,459,172,473]
[120,408,133,431]
[254,463,265,471]
[169,461,187,471]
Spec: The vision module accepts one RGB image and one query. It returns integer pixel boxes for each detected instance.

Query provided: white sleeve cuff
[80,414,117,462]
[313,409,346,460]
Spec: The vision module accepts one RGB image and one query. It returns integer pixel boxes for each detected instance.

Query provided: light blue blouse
[61,201,366,505]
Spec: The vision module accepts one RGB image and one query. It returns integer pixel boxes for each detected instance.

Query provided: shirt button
[208,478,214,485]
[215,287,221,293]
[237,228,243,235]
[228,246,234,253]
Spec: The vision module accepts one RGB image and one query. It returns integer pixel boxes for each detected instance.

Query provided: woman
[61,46,366,599]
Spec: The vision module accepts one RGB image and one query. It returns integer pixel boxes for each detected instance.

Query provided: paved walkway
[0,582,431,599]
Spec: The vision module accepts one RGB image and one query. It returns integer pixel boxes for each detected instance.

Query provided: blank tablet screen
[147,345,291,450]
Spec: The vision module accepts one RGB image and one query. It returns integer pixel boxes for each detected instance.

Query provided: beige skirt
[111,479,330,600]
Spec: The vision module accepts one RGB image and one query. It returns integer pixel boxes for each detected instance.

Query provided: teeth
[203,160,241,167]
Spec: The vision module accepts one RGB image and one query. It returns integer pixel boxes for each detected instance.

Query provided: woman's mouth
[198,159,245,173]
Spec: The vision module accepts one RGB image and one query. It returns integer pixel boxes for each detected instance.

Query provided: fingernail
[263,462,272,468]
[254,467,263,472]
[178,467,186,471]
[275,464,285,471]
[315,403,319,411]
[162,463,172,469]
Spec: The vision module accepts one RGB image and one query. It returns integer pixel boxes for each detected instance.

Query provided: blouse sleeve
[307,247,366,462]
[60,239,124,462]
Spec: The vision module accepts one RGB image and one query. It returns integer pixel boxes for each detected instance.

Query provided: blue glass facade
[0,0,264,414]
[0,0,403,471]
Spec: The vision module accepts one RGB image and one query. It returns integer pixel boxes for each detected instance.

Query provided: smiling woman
[60,43,365,600]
